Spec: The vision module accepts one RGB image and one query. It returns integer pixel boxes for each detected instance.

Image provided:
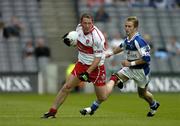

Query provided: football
[66,31,78,46]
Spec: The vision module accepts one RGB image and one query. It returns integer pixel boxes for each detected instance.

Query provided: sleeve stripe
[94,28,102,41]
[134,40,142,55]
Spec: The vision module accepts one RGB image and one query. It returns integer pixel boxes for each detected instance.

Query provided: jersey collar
[127,32,139,42]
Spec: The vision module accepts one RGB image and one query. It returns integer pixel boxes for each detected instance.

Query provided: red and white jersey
[75,24,106,65]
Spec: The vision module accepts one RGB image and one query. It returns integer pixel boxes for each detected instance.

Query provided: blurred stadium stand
[0,0,43,72]
[0,0,179,74]
[40,0,78,63]
[77,0,180,74]
[0,0,179,93]
[0,0,78,74]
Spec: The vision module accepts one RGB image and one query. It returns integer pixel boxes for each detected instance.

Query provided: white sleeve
[93,34,105,58]
[75,24,81,32]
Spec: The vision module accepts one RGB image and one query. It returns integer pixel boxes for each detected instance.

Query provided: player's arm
[133,59,147,65]
[121,58,147,67]
[79,57,101,82]
[106,44,124,58]
[87,57,101,73]
[112,46,123,55]
[135,39,151,63]
[62,24,80,46]
[122,40,151,67]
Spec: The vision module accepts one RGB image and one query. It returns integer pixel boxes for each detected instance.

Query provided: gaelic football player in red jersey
[42,13,108,118]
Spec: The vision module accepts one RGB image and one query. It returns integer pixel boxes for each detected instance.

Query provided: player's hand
[62,33,71,46]
[79,72,90,82]
[105,51,113,58]
[121,60,131,67]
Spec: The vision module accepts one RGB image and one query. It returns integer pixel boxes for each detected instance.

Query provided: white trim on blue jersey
[120,32,151,75]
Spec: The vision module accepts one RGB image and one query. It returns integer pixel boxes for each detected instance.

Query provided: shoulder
[76,24,82,32]
[134,34,148,47]
[92,26,105,42]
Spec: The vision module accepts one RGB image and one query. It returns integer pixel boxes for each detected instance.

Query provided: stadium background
[0,0,179,93]
[0,0,180,126]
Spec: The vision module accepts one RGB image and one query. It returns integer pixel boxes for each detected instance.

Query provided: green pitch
[0,93,180,126]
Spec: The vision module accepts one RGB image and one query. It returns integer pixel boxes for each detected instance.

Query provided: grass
[0,92,180,126]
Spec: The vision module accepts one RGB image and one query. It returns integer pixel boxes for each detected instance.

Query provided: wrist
[86,70,90,74]
[85,71,90,75]
[110,51,114,55]
[79,71,90,82]
[108,51,114,57]
[130,61,136,66]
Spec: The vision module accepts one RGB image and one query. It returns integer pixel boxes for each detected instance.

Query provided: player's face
[125,21,137,37]
[81,17,93,34]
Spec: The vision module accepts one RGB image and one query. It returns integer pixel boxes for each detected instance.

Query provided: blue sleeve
[119,40,125,49]
[142,55,151,62]
[134,37,151,63]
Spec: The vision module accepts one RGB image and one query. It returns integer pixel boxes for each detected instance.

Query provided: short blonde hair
[126,16,139,28]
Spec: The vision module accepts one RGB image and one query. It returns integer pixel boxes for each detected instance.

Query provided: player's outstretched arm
[62,32,71,46]
[105,47,123,58]
[62,31,78,47]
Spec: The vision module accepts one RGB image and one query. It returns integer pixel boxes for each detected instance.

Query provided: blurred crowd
[79,0,180,59]
[81,0,180,9]
[0,14,51,72]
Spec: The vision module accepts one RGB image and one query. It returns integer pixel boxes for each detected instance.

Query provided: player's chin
[83,29,89,33]
[126,32,130,36]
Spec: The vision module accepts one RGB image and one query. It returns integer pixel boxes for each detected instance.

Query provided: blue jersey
[119,32,151,75]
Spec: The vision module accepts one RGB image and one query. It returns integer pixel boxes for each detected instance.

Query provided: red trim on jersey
[94,28,102,41]
[91,32,95,46]
[77,40,93,54]
[104,39,108,50]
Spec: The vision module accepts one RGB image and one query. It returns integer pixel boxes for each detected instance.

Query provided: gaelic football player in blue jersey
[105,16,160,117]
[83,16,160,117]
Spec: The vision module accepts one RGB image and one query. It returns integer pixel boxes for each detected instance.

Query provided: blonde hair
[126,16,139,28]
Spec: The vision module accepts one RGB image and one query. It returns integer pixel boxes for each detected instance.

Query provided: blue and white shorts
[118,67,150,88]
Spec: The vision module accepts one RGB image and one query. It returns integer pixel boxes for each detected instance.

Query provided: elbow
[142,56,150,63]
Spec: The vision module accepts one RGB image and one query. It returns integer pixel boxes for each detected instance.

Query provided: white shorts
[117,67,150,88]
